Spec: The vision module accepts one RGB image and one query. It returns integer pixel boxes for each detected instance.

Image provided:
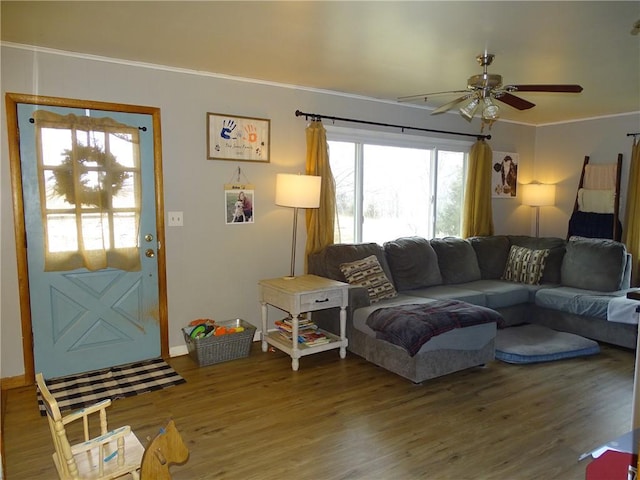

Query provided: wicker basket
[183,319,256,366]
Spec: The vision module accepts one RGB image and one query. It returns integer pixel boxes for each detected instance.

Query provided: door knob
[145,249,155,258]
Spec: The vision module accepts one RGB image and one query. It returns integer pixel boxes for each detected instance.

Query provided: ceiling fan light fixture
[482,97,500,120]
[460,98,479,121]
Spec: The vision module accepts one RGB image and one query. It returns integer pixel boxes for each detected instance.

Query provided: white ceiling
[2,1,639,126]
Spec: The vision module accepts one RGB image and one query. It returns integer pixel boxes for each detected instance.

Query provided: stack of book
[274,317,331,346]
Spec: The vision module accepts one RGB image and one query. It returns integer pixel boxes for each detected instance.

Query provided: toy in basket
[183,318,256,366]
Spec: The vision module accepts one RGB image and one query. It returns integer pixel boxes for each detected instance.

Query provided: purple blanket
[366,300,504,356]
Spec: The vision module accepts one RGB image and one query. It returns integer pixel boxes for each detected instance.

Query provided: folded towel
[584,163,617,190]
[578,188,615,214]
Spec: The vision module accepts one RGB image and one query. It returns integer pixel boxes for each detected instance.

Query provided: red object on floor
[586,450,637,479]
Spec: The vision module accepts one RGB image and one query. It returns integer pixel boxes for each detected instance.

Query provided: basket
[183,319,256,366]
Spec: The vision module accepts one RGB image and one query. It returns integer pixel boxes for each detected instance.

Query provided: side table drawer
[300,288,344,312]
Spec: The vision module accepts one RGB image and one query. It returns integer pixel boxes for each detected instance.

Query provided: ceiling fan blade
[431,95,471,114]
[495,92,536,110]
[507,84,583,93]
[398,90,468,102]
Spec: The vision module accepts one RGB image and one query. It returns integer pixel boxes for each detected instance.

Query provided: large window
[327,127,469,244]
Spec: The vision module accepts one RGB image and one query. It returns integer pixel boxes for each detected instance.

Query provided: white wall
[534,115,640,239]
[1,44,635,379]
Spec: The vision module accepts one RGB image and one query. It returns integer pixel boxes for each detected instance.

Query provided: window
[327,127,469,244]
[34,110,142,271]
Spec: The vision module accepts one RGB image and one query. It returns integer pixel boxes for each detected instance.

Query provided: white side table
[259,274,349,371]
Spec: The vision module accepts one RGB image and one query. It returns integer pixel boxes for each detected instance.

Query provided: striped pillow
[502,245,550,285]
[340,255,397,303]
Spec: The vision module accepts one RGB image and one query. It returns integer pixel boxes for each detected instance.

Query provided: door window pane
[34,110,142,271]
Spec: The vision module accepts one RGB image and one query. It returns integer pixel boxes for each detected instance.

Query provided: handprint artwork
[207,113,270,162]
[220,119,237,140]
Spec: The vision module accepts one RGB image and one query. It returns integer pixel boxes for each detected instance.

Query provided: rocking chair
[36,372,145,480]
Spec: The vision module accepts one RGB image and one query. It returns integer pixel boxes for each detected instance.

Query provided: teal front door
[11,96,167,379]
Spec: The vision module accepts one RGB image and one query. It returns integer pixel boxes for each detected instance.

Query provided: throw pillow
[502,245,550,285]
[339,255,397,303]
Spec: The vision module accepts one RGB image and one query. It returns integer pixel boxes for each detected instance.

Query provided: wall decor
[207,113,270,162]
[492,151,519,198]
[225,183,255,224]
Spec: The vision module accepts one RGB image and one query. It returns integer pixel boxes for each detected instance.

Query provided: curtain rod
[295,110,491,141]
[627,132,640,137]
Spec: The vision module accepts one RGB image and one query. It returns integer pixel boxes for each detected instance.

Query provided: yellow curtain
[462,139,494,238]
[623,138,640,286]
[304,120,336,271]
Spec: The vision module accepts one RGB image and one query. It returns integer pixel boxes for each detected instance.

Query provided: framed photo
[207,113,270,162]
[225,184,254,224]
[492,151,519,198]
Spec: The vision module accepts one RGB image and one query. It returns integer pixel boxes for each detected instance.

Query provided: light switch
[168,211,183,227]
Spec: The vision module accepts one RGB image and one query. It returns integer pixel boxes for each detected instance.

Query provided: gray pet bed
[495,324,600,364]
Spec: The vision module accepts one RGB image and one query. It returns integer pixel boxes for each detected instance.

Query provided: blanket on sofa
[366,300,504,356]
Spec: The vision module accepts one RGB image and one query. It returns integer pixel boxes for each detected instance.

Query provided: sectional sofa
[307,235,636,383]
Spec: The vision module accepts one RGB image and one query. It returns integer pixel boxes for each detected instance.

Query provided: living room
[1,2,639,478]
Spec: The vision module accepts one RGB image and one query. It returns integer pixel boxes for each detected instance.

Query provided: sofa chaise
[307,235,636,383]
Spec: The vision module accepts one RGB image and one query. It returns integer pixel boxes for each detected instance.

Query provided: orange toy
[214,326,227,336]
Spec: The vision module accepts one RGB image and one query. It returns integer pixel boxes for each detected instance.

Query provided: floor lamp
[275,173,322,279]
[521,182,556,237]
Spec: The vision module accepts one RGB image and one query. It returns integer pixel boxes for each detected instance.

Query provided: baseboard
[169,345,189,357]
[0,375,27,391]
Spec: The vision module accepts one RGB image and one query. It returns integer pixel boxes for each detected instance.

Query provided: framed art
[492,151,519,198]
[207,113,270,162]
[225,183,255,224]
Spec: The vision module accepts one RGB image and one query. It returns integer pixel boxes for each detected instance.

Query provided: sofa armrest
[348,285,371,311]
[622,253,632,290]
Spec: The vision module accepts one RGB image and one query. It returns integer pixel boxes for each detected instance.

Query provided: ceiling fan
[399,53,583,127]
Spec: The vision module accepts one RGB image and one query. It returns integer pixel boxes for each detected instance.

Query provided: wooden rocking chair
[36,373,145,480]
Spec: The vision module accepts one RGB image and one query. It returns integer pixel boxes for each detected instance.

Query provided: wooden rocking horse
[140,419,189,479]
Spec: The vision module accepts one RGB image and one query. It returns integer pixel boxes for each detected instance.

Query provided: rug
[37,357,186,416]
[495,324,600,364]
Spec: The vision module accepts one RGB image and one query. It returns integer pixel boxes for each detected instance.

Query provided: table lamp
[275,173,322,278]
[521,182,556,237]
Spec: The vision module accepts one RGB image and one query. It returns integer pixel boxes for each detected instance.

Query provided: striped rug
[37,357,186,416]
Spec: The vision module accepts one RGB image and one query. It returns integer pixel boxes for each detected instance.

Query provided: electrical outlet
[168,211,183,227]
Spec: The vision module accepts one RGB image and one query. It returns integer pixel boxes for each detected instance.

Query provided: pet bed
[495,324,600,364]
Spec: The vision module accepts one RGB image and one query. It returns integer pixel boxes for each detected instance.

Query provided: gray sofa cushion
[469,235,510,280]
[307,242,394,285]
[430,237,481,285]
[384,236,442,290]
[460,280,531,309]
[535,286,622,319]
[561,238,627,291]
[403,285,487,306]
[509,236,566,284]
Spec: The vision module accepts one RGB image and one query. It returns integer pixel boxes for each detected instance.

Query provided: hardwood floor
[3,341,635,479]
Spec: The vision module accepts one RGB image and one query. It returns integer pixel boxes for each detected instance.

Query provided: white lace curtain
[33,110,142,271]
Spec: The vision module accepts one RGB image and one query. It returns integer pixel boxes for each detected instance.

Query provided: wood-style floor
[3,341,636,479]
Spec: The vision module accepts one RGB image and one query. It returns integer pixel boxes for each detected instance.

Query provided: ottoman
[350,297,502,383]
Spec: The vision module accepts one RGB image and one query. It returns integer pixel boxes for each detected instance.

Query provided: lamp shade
[521,183,556,207]
[275,174,321,208]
